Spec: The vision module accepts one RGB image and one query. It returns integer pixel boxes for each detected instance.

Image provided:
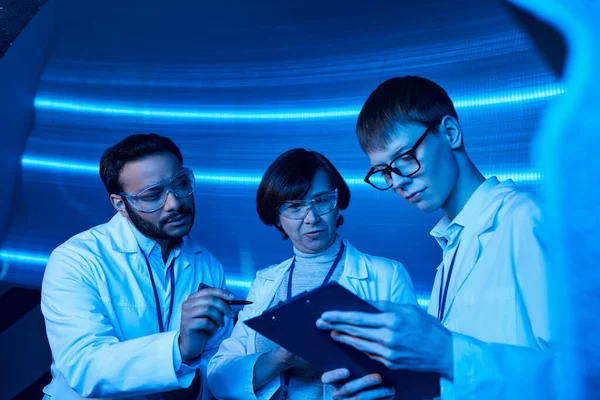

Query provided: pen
[226,300,254,306]
[198,283,253,306]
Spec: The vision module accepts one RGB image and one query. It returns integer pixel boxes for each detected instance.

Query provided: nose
[303,206,321,223]
[390,172,411,190]
[163,190,182,212]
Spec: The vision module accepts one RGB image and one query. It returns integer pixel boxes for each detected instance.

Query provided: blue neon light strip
[33,98,358,121]
[0,250,50,265]
[21,156,541,185]
[452,86,565,108]
[0,249,429,306]
[21,157,99,173]
[34,85,564,122]
[416,294,430,309]
[0,250,253,290]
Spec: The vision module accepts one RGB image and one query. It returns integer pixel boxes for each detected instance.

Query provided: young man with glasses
[41,134,235,399]
[316,76,557,399]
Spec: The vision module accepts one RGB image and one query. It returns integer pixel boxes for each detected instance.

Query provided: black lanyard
[141,249,176,333]
[437,242,460,322]
[282,242,346,399]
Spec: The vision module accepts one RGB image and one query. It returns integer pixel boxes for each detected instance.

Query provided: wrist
[178,334,199,364]
[270,348,294,370]
[178,333,191,364]
[179,331,208,364]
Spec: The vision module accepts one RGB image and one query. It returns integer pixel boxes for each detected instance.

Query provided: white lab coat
[427,178,557,399]
[207,240,417,400]
[41,213,233,399]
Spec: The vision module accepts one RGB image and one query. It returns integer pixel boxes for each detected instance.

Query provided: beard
[124,198,195,241]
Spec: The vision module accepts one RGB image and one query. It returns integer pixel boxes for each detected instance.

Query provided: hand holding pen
[198,283,253,306]
[179,282,246,363]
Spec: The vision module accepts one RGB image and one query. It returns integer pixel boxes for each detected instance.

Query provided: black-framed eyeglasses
[277,189,338,220]
[118,168,195,213]
[364,125,434,191]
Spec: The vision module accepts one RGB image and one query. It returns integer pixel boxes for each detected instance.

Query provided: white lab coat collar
[106,213,203,270]
[429,177,518,323]
[430,177,517,243]
[256,239,369,282]
[250,240,370,323]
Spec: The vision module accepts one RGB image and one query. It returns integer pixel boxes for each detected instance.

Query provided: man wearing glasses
[317,76,557,399]
[41,134,234,399]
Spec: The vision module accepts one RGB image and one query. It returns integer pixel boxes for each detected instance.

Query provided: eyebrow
[372,145,409,168]
[286,189,334,202]
[310,190,334,198]
[135,170,185,194]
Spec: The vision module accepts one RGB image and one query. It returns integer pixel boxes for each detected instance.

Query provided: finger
[332,374,382,398]
[366,353,421,371]
[186,297,233,318]
[336,385,396,400]
[320,310,390,328]
[351,386,396,400]
[186,317,218,333]
[188,287,235,301]
[322,368,351,385]
[319,322,387,344]
[190,306,226,328]
[330,331,396,367]
[374,302,426,322]
[316,318,336,330]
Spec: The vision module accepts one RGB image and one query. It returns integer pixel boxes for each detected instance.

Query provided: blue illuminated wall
[1,0,561,304]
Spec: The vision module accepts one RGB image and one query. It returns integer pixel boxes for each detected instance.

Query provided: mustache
[160,208,193,224]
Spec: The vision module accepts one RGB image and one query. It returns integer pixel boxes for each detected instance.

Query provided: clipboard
[244,281,440,399]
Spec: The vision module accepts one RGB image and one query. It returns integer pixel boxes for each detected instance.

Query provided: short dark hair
[256,149,351,239]
[99,133,183,196]
[357,76,459,152]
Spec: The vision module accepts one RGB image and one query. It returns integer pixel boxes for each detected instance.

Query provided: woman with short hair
[208,148,417,399]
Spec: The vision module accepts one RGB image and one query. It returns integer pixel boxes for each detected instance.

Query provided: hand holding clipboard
[244,282,440,400]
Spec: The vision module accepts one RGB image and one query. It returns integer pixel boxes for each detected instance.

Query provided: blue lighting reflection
[21,156,542,185]
[0,250,50,265]
[0,249,429,307]
[0,249,253,291]
[34,84,564,122]
[2,0,563,308]
[0,249,429,306]
[34,98,359,121]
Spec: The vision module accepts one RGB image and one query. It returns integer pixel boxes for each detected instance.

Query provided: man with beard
[41,134,235,400]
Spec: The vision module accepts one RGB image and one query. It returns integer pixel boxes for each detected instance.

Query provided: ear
[440,115,463,150]
[110,194,130,219]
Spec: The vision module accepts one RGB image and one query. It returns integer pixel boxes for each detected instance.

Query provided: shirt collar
[129,221,164,258]
[430,215,454,249]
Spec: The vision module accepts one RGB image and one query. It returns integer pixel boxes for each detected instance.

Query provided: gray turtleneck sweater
[255,236,345,399]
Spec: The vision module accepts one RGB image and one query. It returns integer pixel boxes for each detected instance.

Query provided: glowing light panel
[34,84,564,122]
[22,156,542,185]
